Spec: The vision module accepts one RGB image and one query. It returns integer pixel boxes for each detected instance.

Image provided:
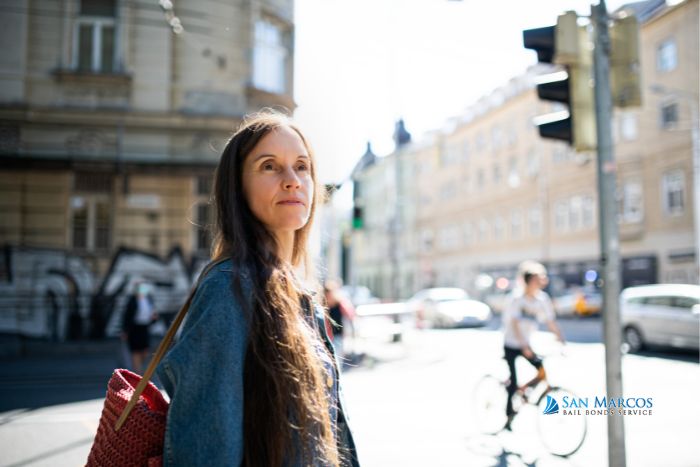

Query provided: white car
[620,284,700,352]
[408,287,492,328]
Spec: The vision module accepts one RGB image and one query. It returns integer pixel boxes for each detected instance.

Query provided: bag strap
[115,257,230,431]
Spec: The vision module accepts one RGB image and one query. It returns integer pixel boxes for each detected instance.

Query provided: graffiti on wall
[0,245,94,341]
[0,245,210,340]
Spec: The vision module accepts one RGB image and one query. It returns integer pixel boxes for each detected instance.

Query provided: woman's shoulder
[197,258,251,285]
[191,258,253,307]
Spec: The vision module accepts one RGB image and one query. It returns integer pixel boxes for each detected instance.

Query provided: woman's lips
[277,200,304,205]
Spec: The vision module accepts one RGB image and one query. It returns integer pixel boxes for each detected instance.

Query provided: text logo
[543,395,559,415]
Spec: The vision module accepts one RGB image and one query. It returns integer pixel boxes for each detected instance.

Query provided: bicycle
[472,357,587,457]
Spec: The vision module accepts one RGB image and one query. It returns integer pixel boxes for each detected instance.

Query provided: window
[194,175,215,253]
[477,168,485,189]
[626,296,645,305]
[75,0,117,73]
[582,196,595,228]
[552,144,574,164]
[420,229,434,253]
[656,39,677,72]
[527,150,539,177]
[478,218,488,242]
[491,126,502,151]
[253,19,288,94]
[463,222,473,245]
[662,170,685,216]
[529,205,542,237]
[554,200,568,232]
[475,132,486,153]
[620,181,644,224]
[462,139,471,163]
[195,203,214,252]
[660,101,679,129]
[510,209,522,238]
[438,224,459,251]
[71,172,112,251]
[645,296,673,307]
[439,182,457,201]
[196,175,212,196]
[569,196,581,231]
[492,164,501,184]
[441,143,460,167]
[506,122,517,147]
[507,157,519,187]
[673,296,699,310]
[493,215,504,240]
[620,113,638,141]
[71,196,111,251]
[462,174,470,194]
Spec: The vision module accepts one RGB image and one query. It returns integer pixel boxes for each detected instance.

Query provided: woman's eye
[262,162,276,171]
[296,163,308,171]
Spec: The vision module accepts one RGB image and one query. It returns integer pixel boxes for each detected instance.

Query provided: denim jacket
[156,259,360,466]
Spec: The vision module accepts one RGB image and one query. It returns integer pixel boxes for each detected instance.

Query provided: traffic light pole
[592,2,627,466]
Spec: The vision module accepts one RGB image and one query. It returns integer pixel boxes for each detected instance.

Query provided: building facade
[350,0,698,300]
[0,0,295,338]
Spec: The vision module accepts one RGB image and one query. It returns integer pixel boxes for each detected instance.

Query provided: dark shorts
[127,324,150,352]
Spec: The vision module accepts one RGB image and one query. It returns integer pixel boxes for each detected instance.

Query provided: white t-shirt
[502,289,555,349]
[135,295,154,325]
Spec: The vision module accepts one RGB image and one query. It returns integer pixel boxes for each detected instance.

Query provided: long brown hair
[211,110,339,466]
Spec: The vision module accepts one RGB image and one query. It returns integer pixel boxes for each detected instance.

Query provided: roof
[614,0,670,23]
[350,142,377,179]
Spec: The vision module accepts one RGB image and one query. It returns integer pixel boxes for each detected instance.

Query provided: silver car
[620,284,700,352]
[408,287,492,328]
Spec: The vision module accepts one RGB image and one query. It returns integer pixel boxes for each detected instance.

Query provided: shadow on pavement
[0,353,124,412]
[465,433,586,467]
[627,347,699,363]
[4,436,94,467]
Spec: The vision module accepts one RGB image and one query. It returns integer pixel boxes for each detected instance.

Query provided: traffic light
[523,11,596,151]
[610,14,641,107]
[352,206,363,230]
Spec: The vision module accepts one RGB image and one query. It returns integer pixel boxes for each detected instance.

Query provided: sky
[293,0,628,186]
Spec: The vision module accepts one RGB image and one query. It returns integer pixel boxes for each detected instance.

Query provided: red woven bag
[85,259,227,467]
[86,369,167,466]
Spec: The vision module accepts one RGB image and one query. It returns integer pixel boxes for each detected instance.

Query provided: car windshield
[437,297,465,303]
[429,289,468,302]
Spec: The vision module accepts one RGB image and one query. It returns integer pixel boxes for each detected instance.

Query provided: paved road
[0,317,697,466]
[342,324,699,467]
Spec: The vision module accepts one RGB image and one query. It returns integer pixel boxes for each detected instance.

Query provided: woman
[122,280,158,373]
[323,280,356,362]
[156,111,360,466]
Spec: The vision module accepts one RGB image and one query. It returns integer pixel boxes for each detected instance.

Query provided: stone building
[0,0,296,272]
[350,0,698,300]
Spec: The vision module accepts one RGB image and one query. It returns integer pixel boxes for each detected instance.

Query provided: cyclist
[501,261,565,430]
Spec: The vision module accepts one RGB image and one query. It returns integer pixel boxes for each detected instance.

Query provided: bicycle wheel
[536,386,587,457]
[472,375,509,434]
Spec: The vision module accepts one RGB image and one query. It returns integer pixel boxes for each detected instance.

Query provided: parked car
[620,284,700,352]
[340,285,380,306]
[552,288,602,317]
[408,287,492,328]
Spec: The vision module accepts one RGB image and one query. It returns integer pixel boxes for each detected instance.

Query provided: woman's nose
[282,167,301,189]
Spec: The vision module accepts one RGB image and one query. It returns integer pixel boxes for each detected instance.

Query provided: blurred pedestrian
[501,260,566,430]
[155,110,359,466]
[324,280,357,362]
[121,280,158,374]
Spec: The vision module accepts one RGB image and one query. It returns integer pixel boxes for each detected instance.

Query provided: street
[0,317,698,467]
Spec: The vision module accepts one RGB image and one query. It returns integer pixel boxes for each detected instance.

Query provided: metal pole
[592,2,627,466]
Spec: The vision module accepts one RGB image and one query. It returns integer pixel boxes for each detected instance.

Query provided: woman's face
[242,125,314,238]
